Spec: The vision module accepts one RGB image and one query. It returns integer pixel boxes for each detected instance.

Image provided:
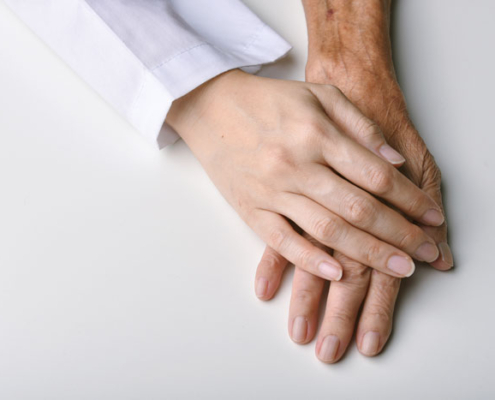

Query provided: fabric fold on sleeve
[4,0,292,149]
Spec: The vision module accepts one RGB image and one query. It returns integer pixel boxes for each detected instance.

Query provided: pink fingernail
[255,277,268,298]
[414,241,439,262]
[387,255,415,277]
[292,316,308,343]
[379,144,406,165]
[438,242,454,267]
[318,261,342,281]
[421,208,445,226]
[318,335,340,362]
[361,331,380,356]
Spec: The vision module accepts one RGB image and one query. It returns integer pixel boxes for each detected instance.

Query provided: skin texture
[166,69,446,288]
[256,0,453,363]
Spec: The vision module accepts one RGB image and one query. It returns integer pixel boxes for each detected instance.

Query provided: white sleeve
[4,0,291,149]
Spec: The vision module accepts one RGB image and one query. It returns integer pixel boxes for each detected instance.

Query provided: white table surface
[1,1,494,399]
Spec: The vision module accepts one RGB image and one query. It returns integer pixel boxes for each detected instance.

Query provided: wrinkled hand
[256,54,453,363]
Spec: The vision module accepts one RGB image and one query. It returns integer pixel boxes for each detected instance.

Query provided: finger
[418,164,453,270]
[421,224,452,271]
[255,245,289,300]
[315,252,371,363]
[249,209,343,281]
[296,163,439,263]
[356,270,401,357]
[307,94,444,227]
[276,193,416,278]
[325,132,444,227]
[288,267,326,344]
[311,84,406,166]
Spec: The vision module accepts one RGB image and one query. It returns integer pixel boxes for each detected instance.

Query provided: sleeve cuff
[142,23,292,149]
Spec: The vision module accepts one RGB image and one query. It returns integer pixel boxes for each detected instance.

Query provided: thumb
[416,155,453,270]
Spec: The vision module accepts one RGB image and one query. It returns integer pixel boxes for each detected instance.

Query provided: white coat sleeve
[4,0,292,148]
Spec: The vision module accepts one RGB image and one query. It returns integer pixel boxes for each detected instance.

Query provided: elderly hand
[167,69,444,285]
[255,0,453,363]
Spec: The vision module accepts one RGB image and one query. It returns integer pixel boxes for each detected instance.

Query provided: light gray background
[0,0,494,399]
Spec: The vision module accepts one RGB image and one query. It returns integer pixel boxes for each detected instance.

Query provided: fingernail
[421,208,445,226]
[318,261,342,281]
[255,277,268,298]
[438,242,454,267]
[292,316,308,343]
[378,144,406,165]
[361,331,380,356]
[318,335,340,362]
[387,255,415,277]
[414,241,440,262]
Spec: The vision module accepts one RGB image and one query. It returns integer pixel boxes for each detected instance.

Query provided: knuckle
[300,118,327,147]
[293,288,317,305]
[404,192,426,215]
[344,195,376,226]
[364,242,383,266]
[366,307,393,327]
[342,265,371,284]
[306,117,326,135]
[433,165,442,182]
[258,252,284,274]
[336,253,371,284]
[371,270,401,292]
[261,144,294,176]
[423,151,442,182]
[359,120,383,141]
[329,308,354,326]
[313,216,342,243]
[268,228,287,251]
[422,153,444,201]
[365,164,394,195]
[295,247,314,270]
[397,226,423,250]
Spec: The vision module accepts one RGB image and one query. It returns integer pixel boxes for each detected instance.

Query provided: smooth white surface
[0,0,494,398]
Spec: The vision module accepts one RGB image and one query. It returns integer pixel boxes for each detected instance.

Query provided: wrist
[166,69,249,137]
[303,0,394,82]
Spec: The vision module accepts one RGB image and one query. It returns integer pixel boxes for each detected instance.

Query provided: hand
[167,69,444,283]
[256,86,451,362]
[255,0,453,363]
[303,0,452,270]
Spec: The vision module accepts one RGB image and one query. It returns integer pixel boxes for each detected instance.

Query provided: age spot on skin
[326,9,335,19]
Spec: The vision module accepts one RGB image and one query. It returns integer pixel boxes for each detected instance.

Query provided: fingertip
[428,242,454,271]
[316,335,341,364]
[256,246,289,300]
[420,208,445,227]
[255,277,270,300]
[387,255,415,278]
[359,331,381,357]
[378,144,406,166]
[357,271,398,358]
[429,259,454,271]
[438,242,454,267]
[290,316,311,344]
[429,260,453,271]
[317,259,343,281]
[414,241,440,263]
